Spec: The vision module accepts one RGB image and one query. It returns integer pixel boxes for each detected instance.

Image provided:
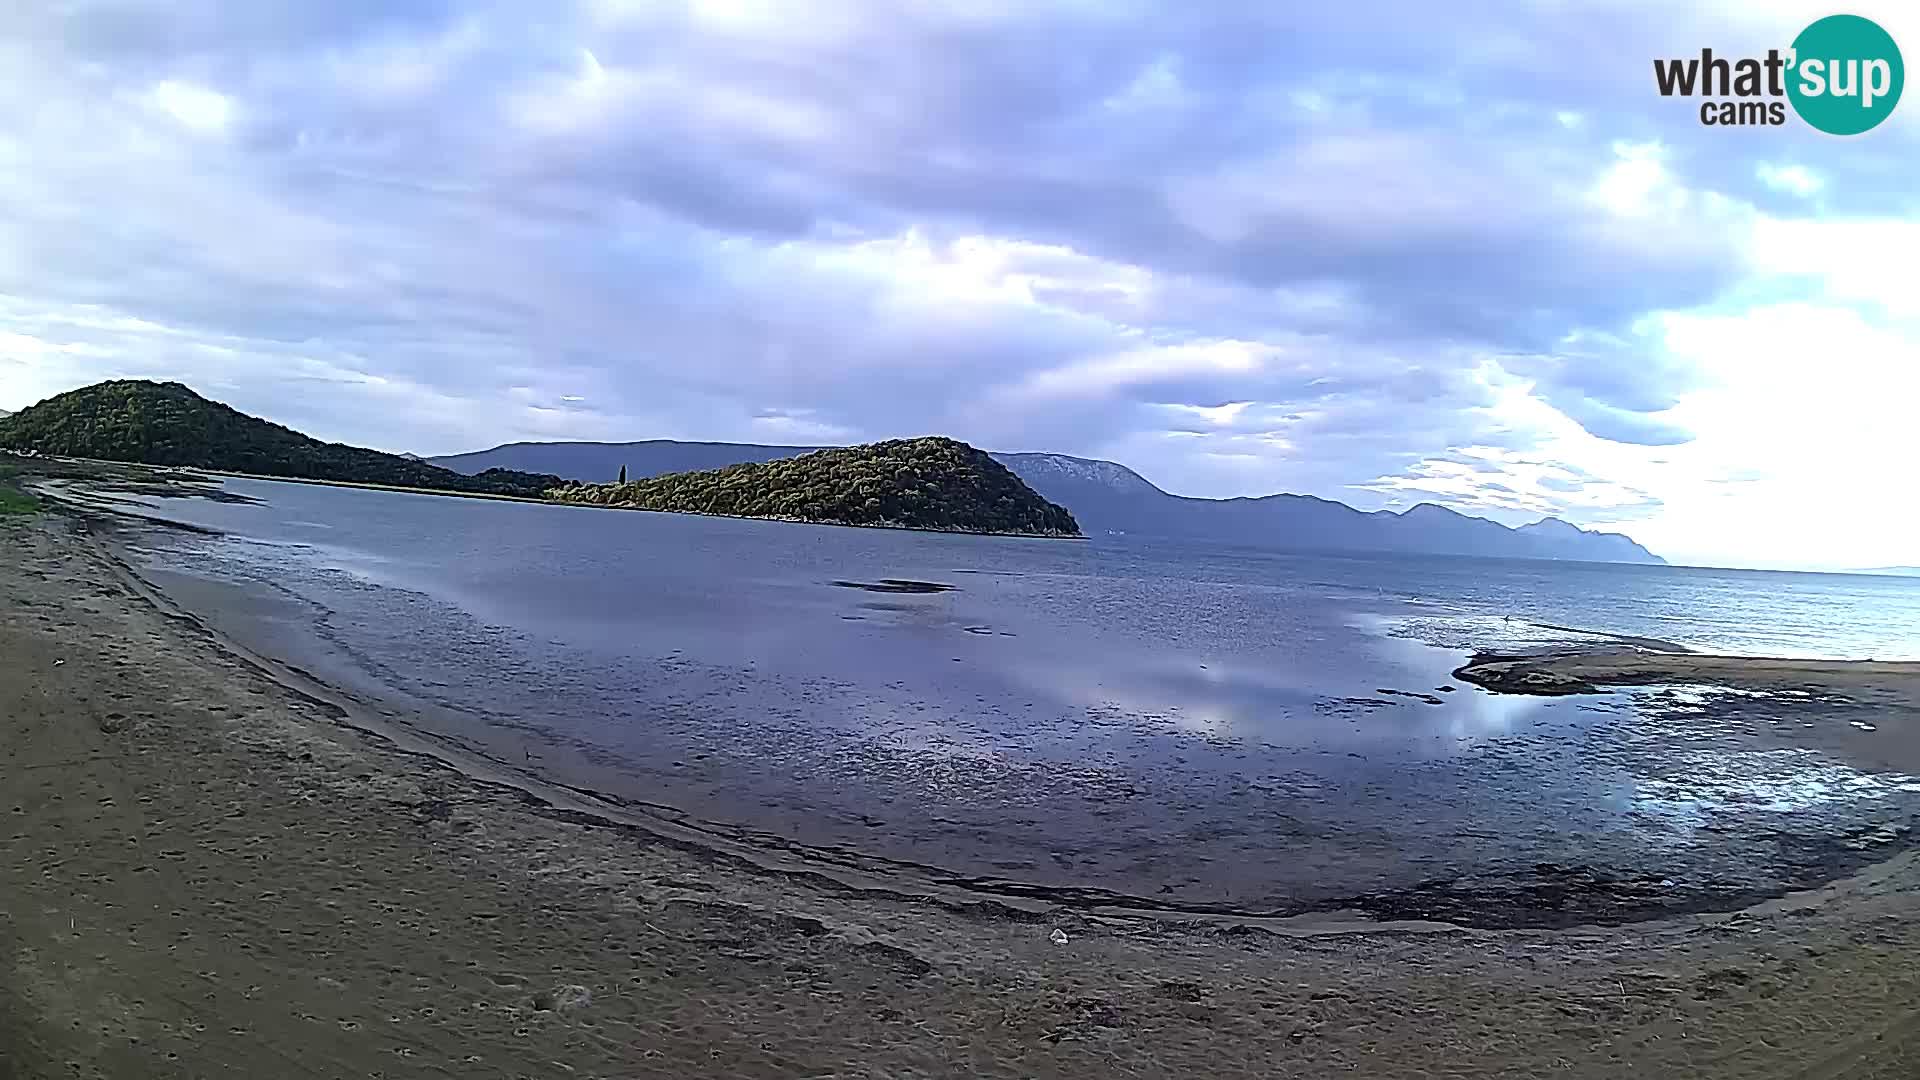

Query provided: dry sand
[5,510,1920,1078]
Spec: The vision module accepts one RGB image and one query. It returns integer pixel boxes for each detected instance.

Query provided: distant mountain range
[432,440,1665,564]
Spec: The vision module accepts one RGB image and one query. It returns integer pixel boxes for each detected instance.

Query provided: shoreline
[12,454,1088,540]
[56,488,1472,932]
[9,517,1920,1074]
[88,516,1176,928]
[69,512,1617,931]
[41,477,1920,927]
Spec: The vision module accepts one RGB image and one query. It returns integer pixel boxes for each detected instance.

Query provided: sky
[0,1,1916,570]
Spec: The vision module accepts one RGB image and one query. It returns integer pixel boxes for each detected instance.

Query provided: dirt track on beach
[5,511,1920,1078]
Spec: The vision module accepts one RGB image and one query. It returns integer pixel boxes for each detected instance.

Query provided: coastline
[61,499,1920,926]
[15,455,1088,540]
[7,515,1920,1075]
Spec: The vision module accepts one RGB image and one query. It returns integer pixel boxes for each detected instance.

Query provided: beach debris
[532,984,593,1012]
[1048,928,1069,946]
[53,658,64,666]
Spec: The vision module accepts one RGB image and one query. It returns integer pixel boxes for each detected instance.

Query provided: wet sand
[1457,650,1920,775]
[6,512,1920,1078]
[1459,649,1920,695]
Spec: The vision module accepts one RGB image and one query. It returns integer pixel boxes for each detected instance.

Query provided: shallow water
[109,477,1920,925]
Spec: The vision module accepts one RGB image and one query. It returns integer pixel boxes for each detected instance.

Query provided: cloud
[0,1,1916,566]
[1756,162,1823,198]
[1544,398,1693,447]
[145,80,237,133]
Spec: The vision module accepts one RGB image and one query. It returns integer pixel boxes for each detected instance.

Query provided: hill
[436,441,1663,564]
[0,381,564,498]
[548,438,1079,536]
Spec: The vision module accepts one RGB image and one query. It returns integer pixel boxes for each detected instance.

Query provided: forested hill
[549,437,1081,536]
[0,381,564,498]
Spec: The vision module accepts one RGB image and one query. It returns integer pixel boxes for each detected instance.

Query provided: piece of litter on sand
[1048,928,1069,946]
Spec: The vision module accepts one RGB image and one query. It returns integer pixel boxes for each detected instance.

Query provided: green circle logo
[1787,14,1904,135]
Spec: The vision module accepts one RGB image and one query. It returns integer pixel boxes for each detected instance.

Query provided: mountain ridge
[431,440,1664,564]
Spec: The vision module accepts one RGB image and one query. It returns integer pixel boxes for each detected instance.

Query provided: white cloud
[1161,401,1253,427]
[1588,141,1682,218]
[145,81,234,134]
[1104,55,1187,112]
[1755,162,1823,198]
[1750,216,1920,316]
[1009,340,1272,402]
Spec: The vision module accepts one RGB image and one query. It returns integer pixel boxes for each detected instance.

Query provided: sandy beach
[6,509,1920,1078]
[1457,649,1920,697]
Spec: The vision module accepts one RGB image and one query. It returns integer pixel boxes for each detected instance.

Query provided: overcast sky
[1,1,1916,570]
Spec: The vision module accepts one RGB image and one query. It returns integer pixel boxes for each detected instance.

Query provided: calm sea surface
[108,478,1920,925]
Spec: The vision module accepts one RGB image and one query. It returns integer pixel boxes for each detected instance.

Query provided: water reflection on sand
[102,475,1920,927]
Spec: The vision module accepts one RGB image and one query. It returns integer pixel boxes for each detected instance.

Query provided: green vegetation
[0,382,1078,537]
[0,462,37,515]
[0,381,565,498]
[550,437,1081,536]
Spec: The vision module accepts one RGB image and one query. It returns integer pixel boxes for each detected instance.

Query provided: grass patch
[0,463,39,514]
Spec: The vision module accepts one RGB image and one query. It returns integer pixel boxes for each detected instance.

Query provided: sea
[98,476,1920,926]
